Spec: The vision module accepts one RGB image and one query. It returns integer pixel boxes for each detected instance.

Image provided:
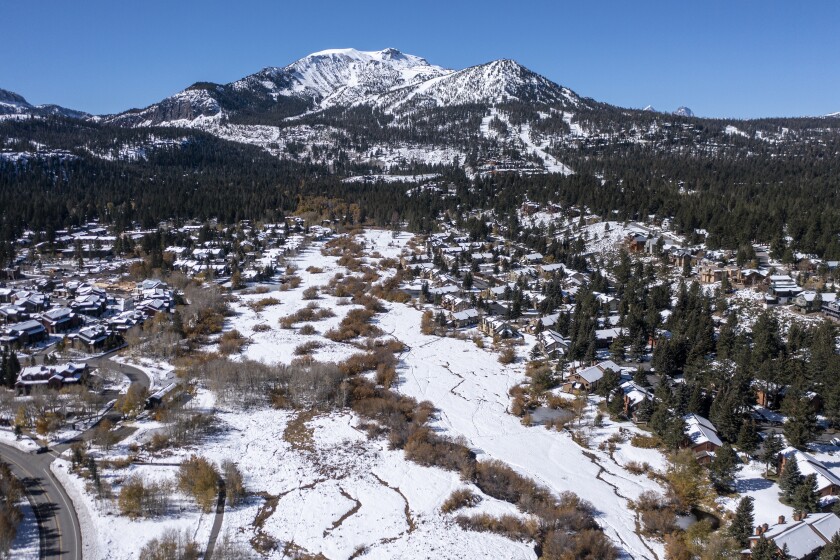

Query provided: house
[449,308,479,328]
[145,382,179,409]
[1,319,47,348]
[538,329,570,359]
[683,414,722,463]
[779,448,840,499]
[39,307,80,334]
[441,294,470,313]
[740,269,765,287]
[73,325,112,352]
[565,360,622,393]
[698,264,742,285]
[0,305,28,325]
[522,252,544,265]
[625,233,648,253]
[620,381,653,420]
[767,275,803,304]
[479,316,519,339]
[747,513,840,559]
[824,300,840,321]
[794,291,838,314]
[595,327,625,348]
[15,362,88,394]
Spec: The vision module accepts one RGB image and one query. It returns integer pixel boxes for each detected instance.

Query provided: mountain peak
[0,88,31,108]
[673,106,694,117]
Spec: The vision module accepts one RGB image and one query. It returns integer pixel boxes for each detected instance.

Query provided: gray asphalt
[0,352,151,559]
[204,479,227,560]
[0,444,81,559]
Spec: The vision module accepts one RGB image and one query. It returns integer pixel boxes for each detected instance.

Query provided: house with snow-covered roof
[565,360,622,393]
[779,448,840,499]
[747,513,840,559]
[682,413,722,463]
[794,291,838,314]
[15,362,88,394]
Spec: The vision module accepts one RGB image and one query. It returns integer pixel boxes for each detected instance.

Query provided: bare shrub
[218,329,247,355]
[630,434,661,449]
[118,475,172,519]
[630,490,677,537]
[279,304,335,329]
[268,362,346,410]
[178,455,220,513]
[222,460,246,506]
[441,488,481,513]
[301,286,319,300]
[339,348,395,376]
[625,461,651,476]
[305,266,324,274]
[249,297,280,312]
[542,528,618,560]
[252,323,271,333]
[0,462,23,553]
[293,341,322,356]
[455,513,540,541]
[498,347,516,365]
[139,528,200,560]
[325,308,382,342]
[299,324,317,335]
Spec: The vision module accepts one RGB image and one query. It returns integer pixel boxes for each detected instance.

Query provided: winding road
[0,352,150,559]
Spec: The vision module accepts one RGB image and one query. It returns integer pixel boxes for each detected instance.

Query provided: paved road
[0,352,151,559]
[0,445,81,559]
[204,479,227,560]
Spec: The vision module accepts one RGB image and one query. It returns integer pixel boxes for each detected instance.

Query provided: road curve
[0,352,151,559]
[0,444,82,559]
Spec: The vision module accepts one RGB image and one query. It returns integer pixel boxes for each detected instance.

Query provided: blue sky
[3,0,838,118]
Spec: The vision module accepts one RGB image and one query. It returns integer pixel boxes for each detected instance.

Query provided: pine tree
[779,456,803,503]
[819,531,840,560]
[710,444,741,493]
[662,415,687,451]
[791,474,820,515]
[750,537,778,560]
[635,398,655,423]
[784,396,818,450]
[729,496,755,546]
[737,420,760,455]
[762,432,784,475]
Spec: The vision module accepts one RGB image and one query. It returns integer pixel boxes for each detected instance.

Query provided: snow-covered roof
[683,413,722,448]
[780,448,840,492]
[754,513,840,559]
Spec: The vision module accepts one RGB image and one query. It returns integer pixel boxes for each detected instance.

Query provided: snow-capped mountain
[673,106,694,117]
[376,59,581,111]
[256,47,452,108]
[107,48,453,126]
[643,105,657,112]
[104,48,584,127]
[0,88,89,119]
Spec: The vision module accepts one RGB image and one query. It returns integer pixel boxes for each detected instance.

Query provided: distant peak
[0,88,30,107]
[673,106,694,117]
[643,105,656,112]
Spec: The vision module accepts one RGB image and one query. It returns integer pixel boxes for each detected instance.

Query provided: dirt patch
[324,487,362,536]
[283,409,319,453]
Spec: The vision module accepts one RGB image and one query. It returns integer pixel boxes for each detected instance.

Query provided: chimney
[763,523,769,532]
[793,512,801,522]
[755,526,763,536]
[778,515,785,525]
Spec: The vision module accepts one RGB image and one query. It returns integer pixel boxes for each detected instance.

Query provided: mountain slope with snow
[0,88,89,120]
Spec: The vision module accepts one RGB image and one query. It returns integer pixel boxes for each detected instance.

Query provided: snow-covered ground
[56,230,679,558]
[8,498,39,559]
